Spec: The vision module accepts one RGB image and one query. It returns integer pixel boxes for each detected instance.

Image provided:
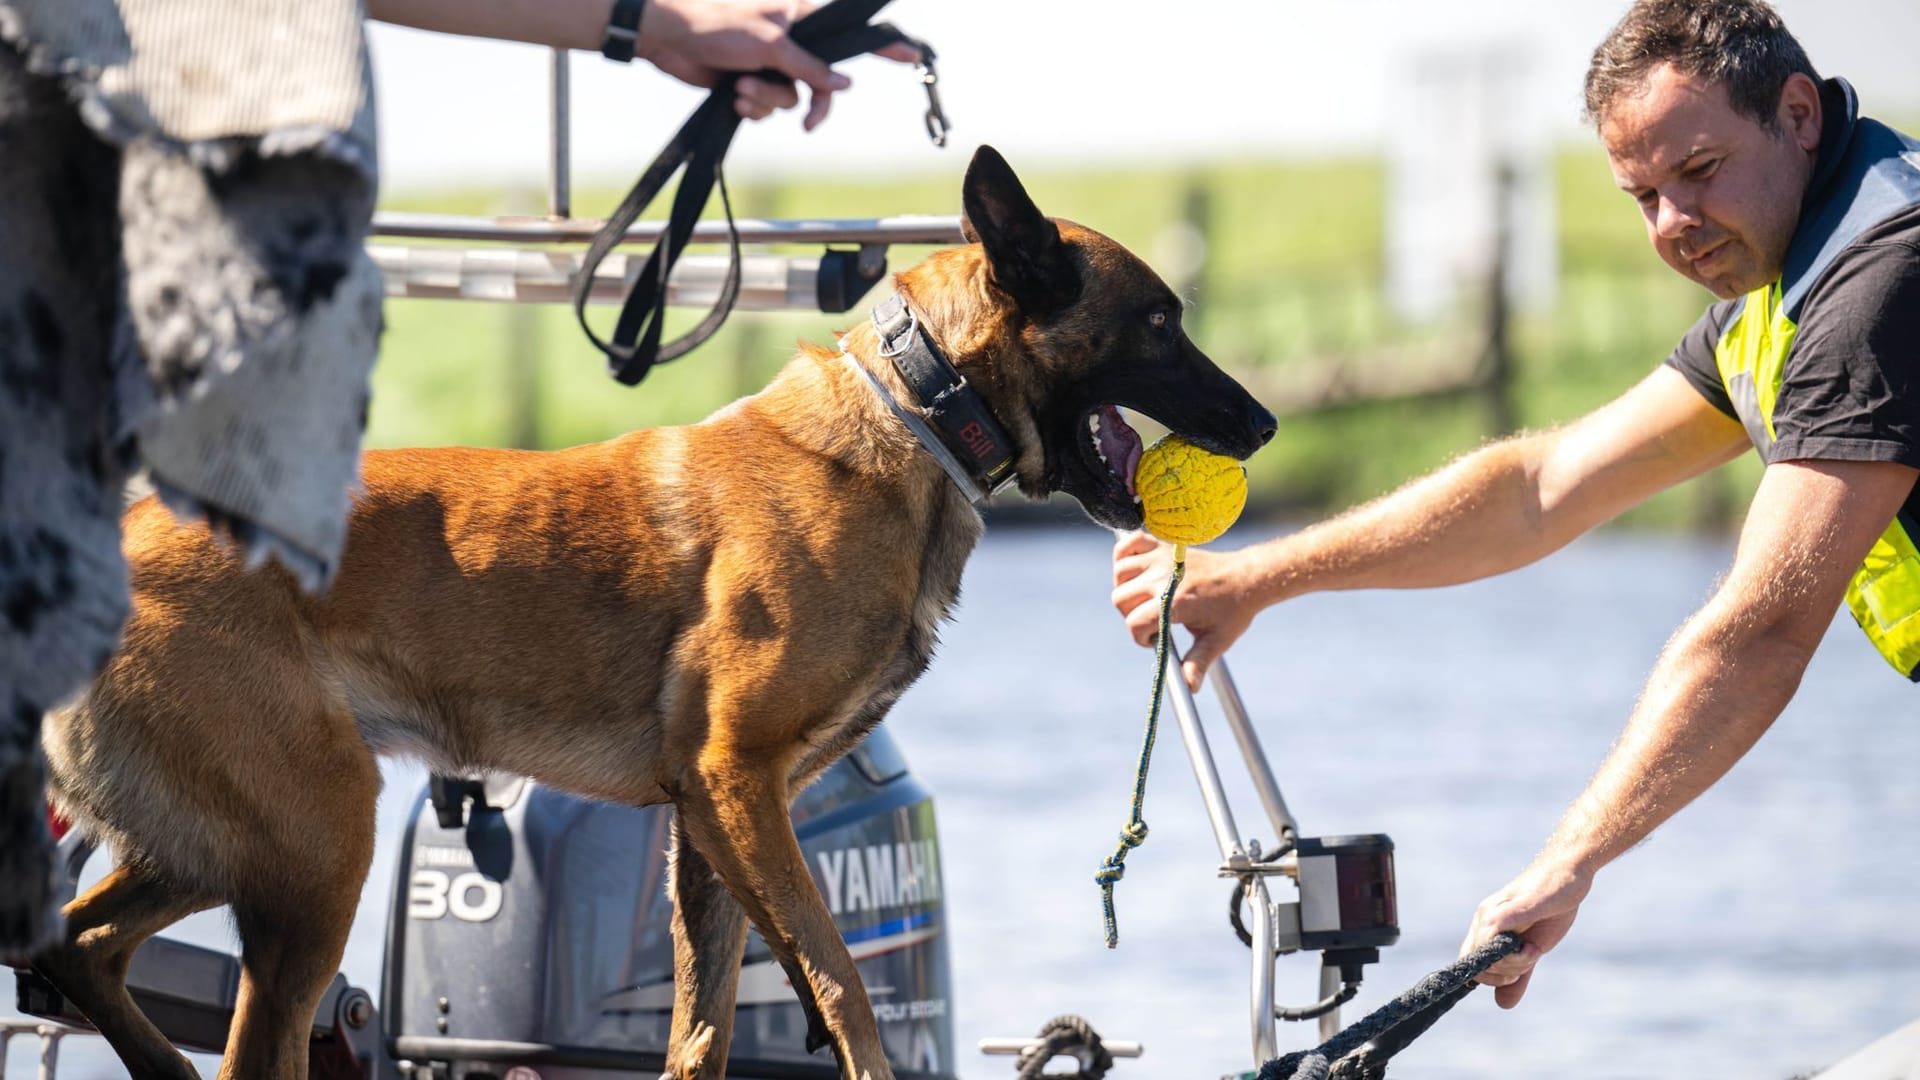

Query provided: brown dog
[33,145,1275,1080]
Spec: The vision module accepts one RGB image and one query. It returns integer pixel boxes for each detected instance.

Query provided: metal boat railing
[368,49,964,311]
[1162,648,1339,1061]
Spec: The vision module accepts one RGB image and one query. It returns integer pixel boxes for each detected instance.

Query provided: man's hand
[1110,532,1259,690]
[641,0,921,129]
[1461,856,1593,1009]
[368,0,922,130]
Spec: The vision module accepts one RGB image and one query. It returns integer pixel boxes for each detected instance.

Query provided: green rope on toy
[1096,544,1187,948]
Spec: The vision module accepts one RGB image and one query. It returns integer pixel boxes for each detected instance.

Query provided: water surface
[8,525,1916,1078]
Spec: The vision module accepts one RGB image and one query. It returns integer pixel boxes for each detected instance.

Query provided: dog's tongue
[1097,405,1143,496]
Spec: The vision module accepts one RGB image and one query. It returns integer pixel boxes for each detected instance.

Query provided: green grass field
[370,148,1764,532]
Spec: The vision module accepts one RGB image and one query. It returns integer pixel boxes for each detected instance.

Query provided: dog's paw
[666,1022,716,1079]
[0,766,61,958]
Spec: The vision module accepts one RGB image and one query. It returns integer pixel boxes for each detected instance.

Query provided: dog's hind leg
[664,813,750,1080]
[677,766,894,1080]
[217,744,379,1080]
[33,863,220,1080]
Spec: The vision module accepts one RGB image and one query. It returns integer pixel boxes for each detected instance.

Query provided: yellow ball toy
[1135,435,1247,547]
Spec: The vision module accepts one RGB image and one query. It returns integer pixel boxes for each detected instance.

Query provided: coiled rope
[1015,1014,1115,1080]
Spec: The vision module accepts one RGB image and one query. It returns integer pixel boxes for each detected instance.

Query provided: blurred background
[10,2,1920,1078]
[367,0,1920,526]
[365,3,1920,1075]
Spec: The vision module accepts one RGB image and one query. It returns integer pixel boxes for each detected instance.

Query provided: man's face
[1602,64,1823,299]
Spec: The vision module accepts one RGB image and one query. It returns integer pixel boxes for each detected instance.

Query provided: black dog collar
[860,295,1018,505]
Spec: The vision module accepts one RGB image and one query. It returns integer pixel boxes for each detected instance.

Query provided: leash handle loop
[573,0,940,385]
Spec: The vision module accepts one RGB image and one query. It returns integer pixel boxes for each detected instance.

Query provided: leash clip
[917,53,949,147]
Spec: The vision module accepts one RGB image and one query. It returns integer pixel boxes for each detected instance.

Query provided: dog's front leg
[664,813,749,1080]
[678,767,895,1080]
[671,812,836,1062]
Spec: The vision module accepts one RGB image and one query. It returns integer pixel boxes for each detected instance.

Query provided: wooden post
[1477,161,1516,436]
[1180,177,1213,342]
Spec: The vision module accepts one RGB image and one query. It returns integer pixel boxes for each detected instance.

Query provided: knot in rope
[1093,818,1149,886]
[1257,932,1525,1080]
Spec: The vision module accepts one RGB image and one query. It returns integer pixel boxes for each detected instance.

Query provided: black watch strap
[602,0,645,63]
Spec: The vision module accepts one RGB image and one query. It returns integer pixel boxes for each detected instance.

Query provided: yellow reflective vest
[1705,81,1920,679]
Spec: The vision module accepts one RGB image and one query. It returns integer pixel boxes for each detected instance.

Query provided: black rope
[1255,932,1525,1080]
[1015,1015,1114,1080]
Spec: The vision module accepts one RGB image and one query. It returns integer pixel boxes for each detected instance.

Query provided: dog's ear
[961,145,1081,318]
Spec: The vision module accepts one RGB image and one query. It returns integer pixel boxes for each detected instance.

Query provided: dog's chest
[792,491,979,783]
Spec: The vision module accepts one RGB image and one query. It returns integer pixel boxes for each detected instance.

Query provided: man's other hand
[1462,857,1593,1009]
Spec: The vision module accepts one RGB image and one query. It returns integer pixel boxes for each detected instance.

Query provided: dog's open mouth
[1089,404,1144,500]
[1053,397,1251,533]
[1053,403,1149,530]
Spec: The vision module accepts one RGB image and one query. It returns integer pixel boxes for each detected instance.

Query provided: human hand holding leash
[1460,855,1592,1009]
[368,0,920,130]
[641,0,923,128]
[1111,531,1258,690]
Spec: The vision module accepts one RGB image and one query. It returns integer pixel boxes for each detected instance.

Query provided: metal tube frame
[548,49,571,220]
[1208,662,1299,845]
[1164,648,1245,863]
[370,50,967,307]
[0,1020,84,1080]
[370,211,967,248]
[1164,642,1334,1067]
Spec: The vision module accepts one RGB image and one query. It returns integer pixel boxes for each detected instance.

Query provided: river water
[8,524,1918,1078]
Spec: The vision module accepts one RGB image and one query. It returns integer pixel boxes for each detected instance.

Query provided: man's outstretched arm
[1463,455,1919,1007]
[1114,366,1750,686]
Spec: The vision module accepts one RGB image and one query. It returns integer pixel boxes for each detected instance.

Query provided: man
[0,0,911,955]
[1111,0,1920,1008]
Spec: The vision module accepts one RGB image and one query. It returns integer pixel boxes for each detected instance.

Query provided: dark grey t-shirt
[1665,202,1920,476]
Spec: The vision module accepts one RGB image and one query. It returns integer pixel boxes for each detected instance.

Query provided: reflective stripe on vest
[1714,283,1920,680]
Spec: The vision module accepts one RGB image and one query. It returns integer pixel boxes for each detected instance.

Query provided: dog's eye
[1148,310,1171,331]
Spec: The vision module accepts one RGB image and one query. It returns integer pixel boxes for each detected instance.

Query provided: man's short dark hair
[1584,0,1819,130]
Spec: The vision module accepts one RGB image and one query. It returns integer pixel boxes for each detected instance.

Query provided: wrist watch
[602,0,646,63]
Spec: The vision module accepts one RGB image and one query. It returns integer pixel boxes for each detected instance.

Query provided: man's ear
[960,145,1081,318]
[1778,71,1823,152]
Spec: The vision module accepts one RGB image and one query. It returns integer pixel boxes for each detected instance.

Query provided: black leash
[573,0,948,386]
[1256,933,1525,1080]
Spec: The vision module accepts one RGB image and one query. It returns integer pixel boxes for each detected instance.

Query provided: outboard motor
[13,730,955,1079]
[382,727,956,1080]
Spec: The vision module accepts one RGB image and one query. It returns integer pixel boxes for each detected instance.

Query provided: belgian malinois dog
[32,145,1275,1080]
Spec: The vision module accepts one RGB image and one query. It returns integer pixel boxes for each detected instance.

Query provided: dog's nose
[1249,403,1277,447]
